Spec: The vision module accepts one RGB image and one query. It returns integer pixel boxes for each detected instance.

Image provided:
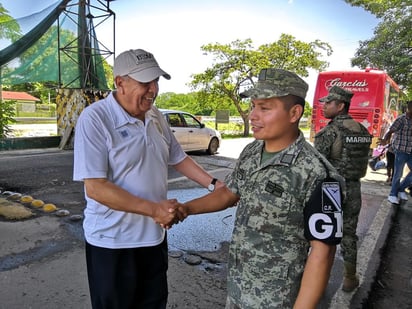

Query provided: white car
[160,109,221,155]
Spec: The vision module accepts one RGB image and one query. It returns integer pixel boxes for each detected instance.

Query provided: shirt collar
[253,131,306,167]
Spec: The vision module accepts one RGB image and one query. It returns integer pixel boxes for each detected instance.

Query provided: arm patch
[304,177,343,245]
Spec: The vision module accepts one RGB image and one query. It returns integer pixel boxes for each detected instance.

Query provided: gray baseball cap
[113,49,171,83]
[319,86,353,103]
[240,68,308,100]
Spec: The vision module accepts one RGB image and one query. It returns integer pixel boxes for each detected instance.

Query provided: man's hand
[175,203,189,221]
[152,199,180,229]
[165,202,189,229]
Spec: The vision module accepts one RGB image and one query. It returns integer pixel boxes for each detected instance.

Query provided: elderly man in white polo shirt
[73,49,222,309]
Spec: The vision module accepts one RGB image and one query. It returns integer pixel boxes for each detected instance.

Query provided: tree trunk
[242,115,249,137]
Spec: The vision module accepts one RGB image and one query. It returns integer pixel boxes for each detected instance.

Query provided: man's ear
[290,104,304,122]
[114,76,125,93]
[337,101,346,112]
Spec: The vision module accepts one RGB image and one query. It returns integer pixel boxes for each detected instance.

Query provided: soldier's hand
[152,199,179,229]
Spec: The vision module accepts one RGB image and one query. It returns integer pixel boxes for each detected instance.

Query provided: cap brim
[129,67,171,83]
[319,95,331,102]
[240,87,289,99]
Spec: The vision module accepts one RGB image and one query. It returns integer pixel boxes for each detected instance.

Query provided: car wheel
[207,137,219,155]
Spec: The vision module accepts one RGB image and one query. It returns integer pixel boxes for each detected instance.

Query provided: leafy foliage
[345,0,412,96]
[0,4,19,137]
[156,92,203,114]
[156,91,245,116]
[0,3,21,41]
[0,99,16,138]
[344,0,406,17]
[303,101,312,119]
[189,36,331,136]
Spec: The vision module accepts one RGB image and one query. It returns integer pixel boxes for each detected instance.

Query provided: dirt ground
[167,243,229,309]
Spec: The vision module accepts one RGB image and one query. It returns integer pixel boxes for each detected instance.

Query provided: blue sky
[2,0,379,102]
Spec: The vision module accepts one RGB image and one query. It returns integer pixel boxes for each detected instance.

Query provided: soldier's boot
[342,262,359,292]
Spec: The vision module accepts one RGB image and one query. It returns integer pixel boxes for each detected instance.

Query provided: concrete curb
[329,198,396,308]
[0,147,66,158]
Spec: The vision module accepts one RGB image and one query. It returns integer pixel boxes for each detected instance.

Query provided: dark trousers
[85,237,168,309]
[386,150,395,179]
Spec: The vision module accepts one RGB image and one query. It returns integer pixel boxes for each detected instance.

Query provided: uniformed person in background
[314,86,372,292]
[176,69,344,309]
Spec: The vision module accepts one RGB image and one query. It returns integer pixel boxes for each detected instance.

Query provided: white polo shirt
[73,92,187,249]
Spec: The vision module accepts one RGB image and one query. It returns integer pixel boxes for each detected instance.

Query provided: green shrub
[0,99,17,138]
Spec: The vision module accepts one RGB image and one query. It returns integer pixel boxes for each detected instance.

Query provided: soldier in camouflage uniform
[314,86,372,293]
[179,69,344,308]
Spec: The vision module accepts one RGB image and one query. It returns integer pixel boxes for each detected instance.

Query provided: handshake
[151,186,240,229]
[152,198,189,229]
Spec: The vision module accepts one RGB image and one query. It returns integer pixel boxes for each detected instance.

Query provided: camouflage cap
[319,86,354,103]
[240,68,308,100]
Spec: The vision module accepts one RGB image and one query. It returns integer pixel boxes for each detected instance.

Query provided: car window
[182,113,201,128]
[167,113,184,127]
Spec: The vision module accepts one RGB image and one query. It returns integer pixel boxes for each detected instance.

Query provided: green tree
[189,36,332,136]
[0,99,16,138]
[156,92,198,113]
[344,0,406,16]
[103,60,114,90]
[156,91,243,116]
[303,101,312,119]
[0,3,21,41]
[193,91,243,116]
[0,3,20,137]
[345,0,412,96]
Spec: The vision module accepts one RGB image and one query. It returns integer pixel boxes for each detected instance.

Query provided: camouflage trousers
[341,179,362,266]
[225,296,240,309]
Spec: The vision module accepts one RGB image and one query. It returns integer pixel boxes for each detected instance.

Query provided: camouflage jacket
[225,132,344,308]
[314,114,372,180]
